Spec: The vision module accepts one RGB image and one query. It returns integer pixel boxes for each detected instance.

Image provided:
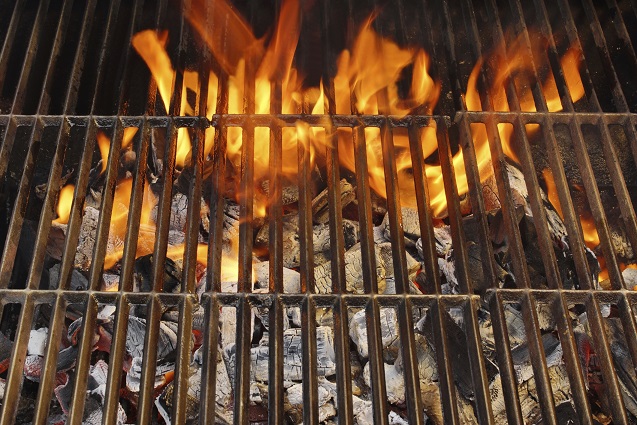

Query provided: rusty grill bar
[0,0,637,424]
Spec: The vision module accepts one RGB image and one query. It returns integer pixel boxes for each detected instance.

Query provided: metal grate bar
[8,0,50,115]
[297,7,320,423]
[200,46,229,425]
[267,5,286,418]
[321,1,354,423]
[234,47,257,425]
[0,0,26,89]
[102,118,151,424]
[89,0,123,115]
[352,124,390,425]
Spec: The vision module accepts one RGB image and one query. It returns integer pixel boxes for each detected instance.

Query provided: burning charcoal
[490,333,571,423]
[48,263,89,291]
[481,173,501,212]
[377,241,421,284]
[253,261,301,293]
[54,372,74,414]
[150,193,208,234]
[362,362,405,405]
[73,206,105,270]
[224,326,336,383]
[349,308,399,360]
[132,254,181,293]
[256,215,359,269]
[23,328,48,382]
[605,318,637,417]
[623,266,637,287]
[125,357,174,393]
[126,317,179,361]
[575,317,637,418]
[380,207,421,244]
[311,179,356,224]
[312,219,360,253]
[286,382,336,423]
[162,305,206,336]
[155,361,233,424]
[503,304,528,347]
[419,309,498,398]
[56,346,78,372]
[314,243,387,294]
[102,274,119,291]
[55,361,127,424]
[261,180,300,206]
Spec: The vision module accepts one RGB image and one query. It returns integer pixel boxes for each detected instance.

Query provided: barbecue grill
[1,0,637,424]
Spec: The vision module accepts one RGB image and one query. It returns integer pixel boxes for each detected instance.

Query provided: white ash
[102,274,119,291]
[224,326,336,384]
[388,412,409,425]
[150,193,210,235]
[402,333,438,383]
[75,206,118,271]
[623,267,637,287]
[286,382,332,407]
[24,354,44,382]
[349,308,400,360]
[512,334,563,384]
[380,207,422,242]
[81,360,127,425]
[254,305,291,331]
[125,357,174,393]
[125,317,179,360]
[489,363,572,424]
[377,241,421,283]
[505,162,531,215]
[314,243,387,294]
[255,217,360,269]
[253,261,301,293]
[503,304,528,347]
[362,362,405,405]
[28,328,48,357]
[48,263,89,291]
[312,179,356,224]
[219,306,256,349]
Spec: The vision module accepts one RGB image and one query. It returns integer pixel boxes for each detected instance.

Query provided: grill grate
[0,0,637,424]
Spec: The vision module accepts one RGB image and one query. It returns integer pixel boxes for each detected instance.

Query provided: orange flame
[132,30,191,168]
[542,168,564,220]
[97,128,138,174]
[53,184,75,224]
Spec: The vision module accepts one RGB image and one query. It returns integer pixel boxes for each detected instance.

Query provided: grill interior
[1,0,637,424]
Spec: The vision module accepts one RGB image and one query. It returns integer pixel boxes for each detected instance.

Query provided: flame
[132,31,173,112]
[542,168,564,219]
[97,128,138,174]
[102,179,159,270]
[543,168,608,282]
[561,47,585,104]
[580,215,600,249]
[53,184,75,224]
[132,30,191,168]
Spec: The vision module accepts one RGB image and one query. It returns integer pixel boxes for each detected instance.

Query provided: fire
[542,167,599,248]
[52,1,592,284]
[132,31,191,168]
[53,184,75,224]
[543,167,610,283]
[542,168,564,220]
[97,128,138,174]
